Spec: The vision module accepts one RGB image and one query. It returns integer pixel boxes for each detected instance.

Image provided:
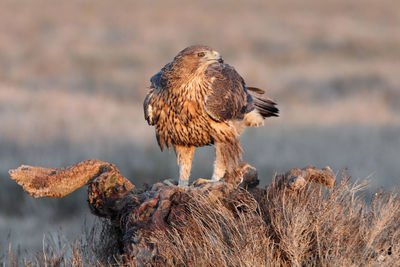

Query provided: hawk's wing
[143,90,154,125]
[144,71,165,125]
[204,63,248,122]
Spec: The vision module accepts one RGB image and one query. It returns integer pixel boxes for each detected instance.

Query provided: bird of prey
[144,45,278,186]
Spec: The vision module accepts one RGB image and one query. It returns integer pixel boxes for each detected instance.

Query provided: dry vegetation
[150,180,400,266]
[7,175,400,266]
[6,162,400,266]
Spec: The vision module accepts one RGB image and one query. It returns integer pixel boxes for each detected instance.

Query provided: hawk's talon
[192,178,213,187]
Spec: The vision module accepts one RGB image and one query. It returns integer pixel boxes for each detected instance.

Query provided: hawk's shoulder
[150,71,163,91]
[150,61,173,92]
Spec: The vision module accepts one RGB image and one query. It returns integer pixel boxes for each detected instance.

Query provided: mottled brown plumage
[144,45,278,186]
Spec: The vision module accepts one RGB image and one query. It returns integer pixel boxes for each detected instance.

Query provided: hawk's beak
[213,51,224,63]
[205,51,224,63]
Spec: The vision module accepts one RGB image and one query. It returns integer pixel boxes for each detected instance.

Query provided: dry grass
[148,177,400,266]
[7,219,122,266]
[7,176,399,266]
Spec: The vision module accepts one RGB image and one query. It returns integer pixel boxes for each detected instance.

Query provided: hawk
[144,45,278,186]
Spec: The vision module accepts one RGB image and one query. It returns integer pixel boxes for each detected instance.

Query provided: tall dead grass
[6,176,400,266]
[148,177,399,266]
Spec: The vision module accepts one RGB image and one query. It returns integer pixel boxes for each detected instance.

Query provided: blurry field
[1,0,399,256]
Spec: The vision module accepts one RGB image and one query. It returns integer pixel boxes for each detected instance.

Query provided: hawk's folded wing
[204,63,248,122]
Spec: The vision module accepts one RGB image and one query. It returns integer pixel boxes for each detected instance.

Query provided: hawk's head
[173,45,224,73]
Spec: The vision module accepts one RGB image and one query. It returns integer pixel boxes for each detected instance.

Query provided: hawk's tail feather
[247,87,279,118]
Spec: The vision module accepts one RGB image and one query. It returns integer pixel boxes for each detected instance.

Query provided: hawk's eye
[197,52,205,58]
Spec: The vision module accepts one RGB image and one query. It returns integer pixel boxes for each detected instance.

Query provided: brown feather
[247,87,279,118]
[204,63,247,122]
[246,86,265,94]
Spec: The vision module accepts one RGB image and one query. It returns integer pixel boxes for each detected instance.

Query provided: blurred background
[1,0,399,256]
